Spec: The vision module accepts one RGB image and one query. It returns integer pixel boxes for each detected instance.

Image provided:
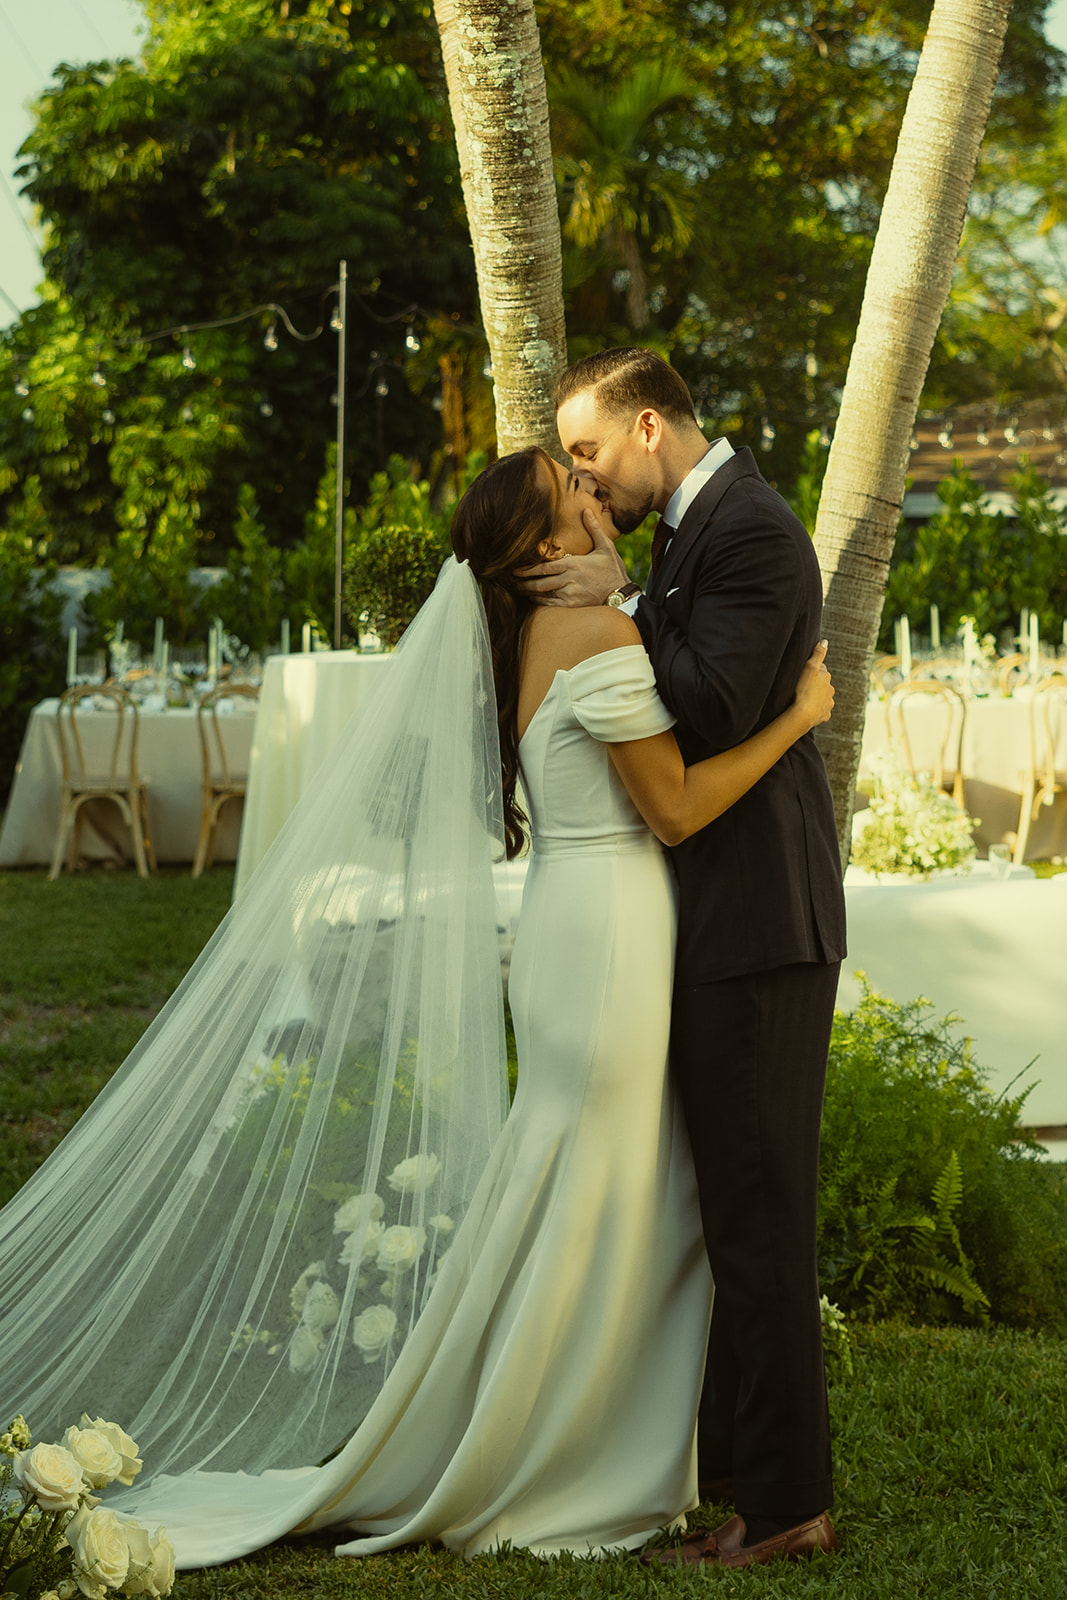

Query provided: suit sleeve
[634,489,810,751]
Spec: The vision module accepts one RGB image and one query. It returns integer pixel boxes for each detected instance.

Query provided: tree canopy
[0,0,1063,577]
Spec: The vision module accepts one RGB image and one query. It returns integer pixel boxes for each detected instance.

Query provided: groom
[523,348,846,1568]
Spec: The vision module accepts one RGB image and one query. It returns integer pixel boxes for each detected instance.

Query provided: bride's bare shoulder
[525,605,641,671]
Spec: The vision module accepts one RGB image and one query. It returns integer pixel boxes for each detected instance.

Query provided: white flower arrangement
[0,1414,173,1600]
[853,750,977,879]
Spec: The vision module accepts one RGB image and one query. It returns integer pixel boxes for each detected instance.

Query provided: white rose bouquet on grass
[0,1414,173,1600]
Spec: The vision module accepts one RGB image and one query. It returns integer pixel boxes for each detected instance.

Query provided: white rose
[289,1260,326,1316]
[61,1426,124,1490]
[428,1213,454,1234]
[122,1521,175,1597]
[333,1192,385,1233]
[288,1322,325,1375]
[301,1280,340,1333]
[68,1506,130,1595]
[121,1522,154,1594]
[57,1582,79,1600]
[338,1219,384,1267]
[386,1153,441,1195]
[77,1417,142,1487]
[14,1443,86,1511]
[351,1304,397,1362]
[375,1224,425,1273]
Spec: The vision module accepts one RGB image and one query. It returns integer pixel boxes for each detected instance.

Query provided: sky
[2,0,1067,328]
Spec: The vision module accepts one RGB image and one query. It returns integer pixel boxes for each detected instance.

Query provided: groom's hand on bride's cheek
[519,516,629,609]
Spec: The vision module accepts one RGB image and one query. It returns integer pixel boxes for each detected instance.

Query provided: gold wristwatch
[605,582,642,609]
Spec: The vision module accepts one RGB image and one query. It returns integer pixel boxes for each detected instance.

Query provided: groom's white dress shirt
[618,437,736,615]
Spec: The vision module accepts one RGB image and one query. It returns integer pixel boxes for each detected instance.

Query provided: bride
[0,447,833,1566]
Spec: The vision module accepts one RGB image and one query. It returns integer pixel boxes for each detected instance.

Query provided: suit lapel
[649,448,760,601]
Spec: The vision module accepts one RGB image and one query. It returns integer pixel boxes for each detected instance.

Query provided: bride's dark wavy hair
[450,447,561,859]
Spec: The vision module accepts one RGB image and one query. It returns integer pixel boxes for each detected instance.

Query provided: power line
[65,0,118,57]
[0,2,45,77]
[0,280,23,318]
[0,166,39,250]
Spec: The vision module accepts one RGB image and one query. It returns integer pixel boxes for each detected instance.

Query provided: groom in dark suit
[524,347,846,1568]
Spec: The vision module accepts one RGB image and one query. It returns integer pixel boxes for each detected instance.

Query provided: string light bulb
[259,400,274,417]
[330,307,343,332]
[90,366,106,387]
[264,323,278,351]
[102,409,116,425]
[375,378,389,398]
[405,327,420,353]
[181,402,194,422]
[21,407,34,423]
[760,418,776,453]
[482,357,493,378]
[14,379,29,397]
[938,422,953,449]
[181,346,196,370]
[976,427,990,446]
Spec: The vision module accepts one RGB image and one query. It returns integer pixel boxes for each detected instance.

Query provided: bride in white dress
[0,449,832,1568]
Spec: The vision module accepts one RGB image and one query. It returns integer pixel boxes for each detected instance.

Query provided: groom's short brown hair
[555,347,698,428]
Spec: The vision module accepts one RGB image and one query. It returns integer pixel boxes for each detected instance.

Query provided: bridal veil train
[0,558,710,1563]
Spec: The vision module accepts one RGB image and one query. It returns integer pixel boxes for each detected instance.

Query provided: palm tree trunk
[813,0,1014,866]
[432,0,568,459]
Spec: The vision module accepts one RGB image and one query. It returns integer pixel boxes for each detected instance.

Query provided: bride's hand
[793,641,834,728]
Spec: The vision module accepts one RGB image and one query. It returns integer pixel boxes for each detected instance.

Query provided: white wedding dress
[120,645,713,1564]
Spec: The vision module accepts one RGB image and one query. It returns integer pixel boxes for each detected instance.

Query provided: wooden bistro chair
[192,683,260,878]
[869,654,904,695]
[49,684,155,879]
[996,653,1029,697]
[888,680,967,806]
[1012,674,1067,866]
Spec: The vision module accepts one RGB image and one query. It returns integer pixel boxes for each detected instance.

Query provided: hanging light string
[6,279,431,416]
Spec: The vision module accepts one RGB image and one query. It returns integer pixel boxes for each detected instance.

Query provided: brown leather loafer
[642,1511,836,1568]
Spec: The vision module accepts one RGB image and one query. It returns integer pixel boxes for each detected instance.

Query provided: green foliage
[881,461,1067,649]
[343,455,484,647]
[0,516,65,805]
[211,484,286,651]
[820,985,1067,1330]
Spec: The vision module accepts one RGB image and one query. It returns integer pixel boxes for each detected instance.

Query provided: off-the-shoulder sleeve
[567,645,676,743]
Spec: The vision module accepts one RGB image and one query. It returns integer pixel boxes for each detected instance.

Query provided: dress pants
[670,960,840,1519]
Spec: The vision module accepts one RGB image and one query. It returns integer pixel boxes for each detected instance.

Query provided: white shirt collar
[662,437,735,529]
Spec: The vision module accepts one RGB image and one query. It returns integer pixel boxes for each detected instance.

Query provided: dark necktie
[650,517,673,577]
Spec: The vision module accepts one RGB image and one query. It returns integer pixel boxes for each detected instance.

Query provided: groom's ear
[537,537,562,560]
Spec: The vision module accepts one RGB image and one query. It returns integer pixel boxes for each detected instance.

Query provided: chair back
[1031,675,1067,795]
[888,680,967,800]
[869,654,903,695]
[997,653,1029,696]
[56,684,141,793]
[197,684,260,788]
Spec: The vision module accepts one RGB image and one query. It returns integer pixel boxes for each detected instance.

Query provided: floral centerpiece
[853,750,978,879]
[0,1415,174,1600]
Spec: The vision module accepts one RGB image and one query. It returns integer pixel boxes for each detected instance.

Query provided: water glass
[987,843,1012,880]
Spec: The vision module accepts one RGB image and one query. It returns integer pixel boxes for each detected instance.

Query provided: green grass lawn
[2,866,1065,1598]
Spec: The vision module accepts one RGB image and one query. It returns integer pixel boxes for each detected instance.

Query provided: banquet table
[234,651,393,895]
[840,864,1067,1136]
[860,689,1067,859]
[0,698,257,868]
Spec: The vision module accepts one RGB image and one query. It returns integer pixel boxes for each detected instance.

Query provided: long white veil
[0,558,511,1483]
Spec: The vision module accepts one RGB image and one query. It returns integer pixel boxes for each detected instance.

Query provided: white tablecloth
[860,691,1067,858]
[234,652,393,895]
[0,699,257,867]
[840,864,1067,1128]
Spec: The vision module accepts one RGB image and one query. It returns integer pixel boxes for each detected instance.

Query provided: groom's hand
[520,509,629,608]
